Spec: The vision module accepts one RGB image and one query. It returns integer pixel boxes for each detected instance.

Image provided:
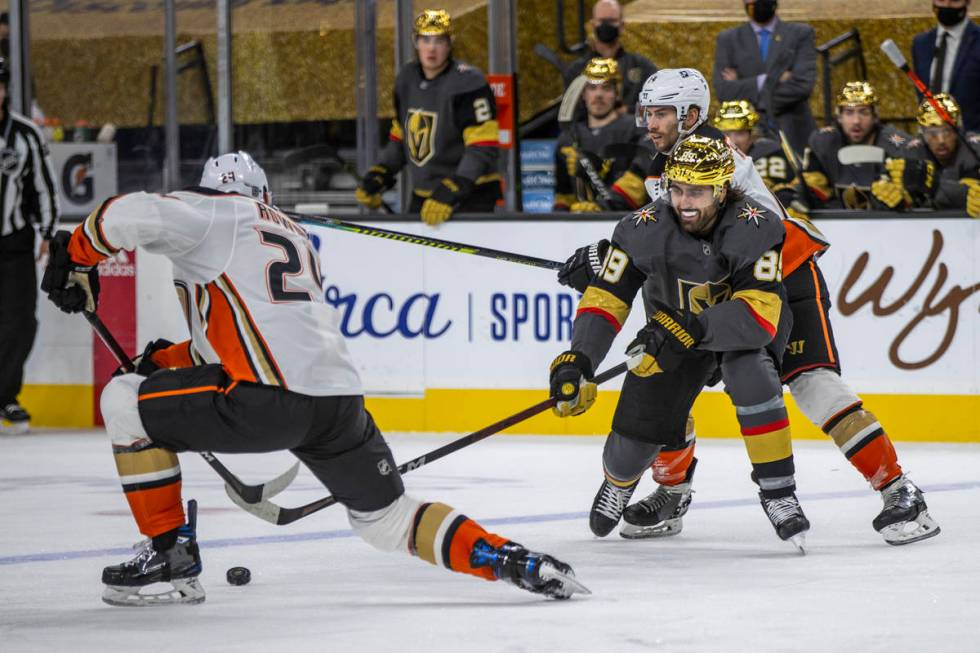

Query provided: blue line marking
[2,481,977,567]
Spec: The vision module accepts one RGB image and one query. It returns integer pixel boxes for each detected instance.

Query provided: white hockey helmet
[635,68,711,148]
[200,151,270,204]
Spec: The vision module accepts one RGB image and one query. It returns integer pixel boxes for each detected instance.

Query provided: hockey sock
[651,440,696,486]
[737,397,796,499]
[823,402,902,490]
[113,445,186,538]
[409,502,509,581]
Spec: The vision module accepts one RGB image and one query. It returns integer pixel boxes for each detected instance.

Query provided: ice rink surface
[1,430,978,653]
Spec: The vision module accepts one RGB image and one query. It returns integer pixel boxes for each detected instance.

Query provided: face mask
[746,0,777,24]
[595,21,620,44]
[934,4,967,27]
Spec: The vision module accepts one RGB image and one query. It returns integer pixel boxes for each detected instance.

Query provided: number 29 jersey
[67,188,362,397]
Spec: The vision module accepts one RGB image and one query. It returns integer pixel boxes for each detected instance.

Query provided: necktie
[931,31,948,93]
[759,28,771,62]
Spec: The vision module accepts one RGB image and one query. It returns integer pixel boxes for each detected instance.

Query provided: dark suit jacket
[911,21,980,133]
[713,20,817,154]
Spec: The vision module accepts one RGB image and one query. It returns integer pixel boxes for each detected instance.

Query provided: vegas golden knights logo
[677,278,731,314]
[406,109,438,166]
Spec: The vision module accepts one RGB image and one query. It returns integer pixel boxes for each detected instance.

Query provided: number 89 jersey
[68,188,362,397]
[570,195,788,370]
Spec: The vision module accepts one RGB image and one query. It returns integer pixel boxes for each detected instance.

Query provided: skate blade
[540,567,592,598]
[1,421,29,435]
[102,578,206,607]
[619,518,683,540]
[787,532,807,555]
[881,512,941,546]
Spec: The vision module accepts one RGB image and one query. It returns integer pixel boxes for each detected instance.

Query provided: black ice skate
[470,539,590,599]
[102,500,204,607]
[0,402,30,434]
[759,492,810,554]
[620,458,697,539]
[873,475,940,546]
[589,475,639,537]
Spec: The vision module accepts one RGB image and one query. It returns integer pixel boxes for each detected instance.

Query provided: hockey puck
[226,566,251,586]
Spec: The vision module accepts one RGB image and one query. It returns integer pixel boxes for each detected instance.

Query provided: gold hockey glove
[421,176,474,226]
[570,200,602,213]
[626,301,704,377]
[871,178,908,209]
[355,165,395,209]
[549,351,597,417]
[961,178,980,218]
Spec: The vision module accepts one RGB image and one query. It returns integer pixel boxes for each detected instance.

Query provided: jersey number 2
[258,230,319,302]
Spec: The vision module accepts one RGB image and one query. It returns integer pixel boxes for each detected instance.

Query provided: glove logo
[737,203,767,228]
[406,108,438,167]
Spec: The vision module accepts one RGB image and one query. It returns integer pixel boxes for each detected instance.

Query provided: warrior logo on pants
[407,109,438,166]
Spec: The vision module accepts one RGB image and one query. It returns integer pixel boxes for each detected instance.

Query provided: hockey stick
[880,39,980,165]
[776,129,817,210]
[83,310,300,504]
[226,360,633,525]
[283,210,563,271]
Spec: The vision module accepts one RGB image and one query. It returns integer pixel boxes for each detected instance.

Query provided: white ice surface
[1,431,978,653]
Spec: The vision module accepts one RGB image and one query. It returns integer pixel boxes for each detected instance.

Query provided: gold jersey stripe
[413,502,455,566]
[462,120,500,146]
[114,447,179,477]
[611,170,647,207]
[579,286,631,327]
[742,426,793,464]
[732,289,782,332]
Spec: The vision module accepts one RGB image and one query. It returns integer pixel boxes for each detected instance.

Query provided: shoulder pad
[720,198,785,263]
[819,125,836,134]
[749,137,782,157]
[967,132,980,145]
[449,62,491,91]
[879,126,911,150]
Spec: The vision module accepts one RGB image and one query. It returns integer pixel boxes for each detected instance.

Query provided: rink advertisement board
[21,218,979,440]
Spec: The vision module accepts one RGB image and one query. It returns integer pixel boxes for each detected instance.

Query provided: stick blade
[837,144,885,166]
[259,462,301,502]
[225,483,284,524]
[559,75,587,125]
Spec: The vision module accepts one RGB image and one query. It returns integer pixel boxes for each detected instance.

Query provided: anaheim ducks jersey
[66,188,362,397]
[571,196,788,370]
[904,131,980,210]
[554,115,650,210]
[378,59,500,196]
[803,123,912,208]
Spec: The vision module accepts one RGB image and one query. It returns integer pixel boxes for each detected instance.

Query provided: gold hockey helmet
[916,93,961,127]
[414,9,453,39]
[836,81,879,111]
[664,135,736,195]
[583,57,621,92]
[712,100,760,132]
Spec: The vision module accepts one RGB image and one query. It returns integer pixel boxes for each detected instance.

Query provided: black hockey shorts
[612,350,718,447]
[781,258,842,384]
[137,364,404,512]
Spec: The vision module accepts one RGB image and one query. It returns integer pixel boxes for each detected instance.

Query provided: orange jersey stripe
[204,284,261,383]
[219,275,286,387]
[809,260,836,364]
[149,340,195,369]
[782,221,828,277]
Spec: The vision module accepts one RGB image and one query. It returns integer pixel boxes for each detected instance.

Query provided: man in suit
[713,0,817,154]
[911,0,980,132]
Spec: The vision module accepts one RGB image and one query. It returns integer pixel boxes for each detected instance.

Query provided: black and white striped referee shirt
[0,109,59,239]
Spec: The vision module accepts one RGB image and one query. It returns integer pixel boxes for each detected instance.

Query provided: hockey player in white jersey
[41,152,588,606]
[559,69,938,546]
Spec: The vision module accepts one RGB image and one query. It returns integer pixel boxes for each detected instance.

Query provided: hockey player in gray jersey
[355,9,501,225]
[553,57,650,212]
[900,93,980,214]
[549,136,810,551]
[801,81,924,210]
[713,100,798,207]
[560,69,939,546]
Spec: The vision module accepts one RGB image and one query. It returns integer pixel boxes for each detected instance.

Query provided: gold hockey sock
[823,402,902,490]
[409,502,509,581]
[113,445,185,538]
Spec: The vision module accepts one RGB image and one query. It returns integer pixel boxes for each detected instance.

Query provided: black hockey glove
[549,350,596,417]
[557,239,610,293]
[117,338,176,377]
[355,165,395,209]
[626,301,704,377]
[420,176,474,226]
[41,230,100,314]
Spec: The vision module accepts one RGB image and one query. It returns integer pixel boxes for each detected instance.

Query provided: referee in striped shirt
[0,58,59,432]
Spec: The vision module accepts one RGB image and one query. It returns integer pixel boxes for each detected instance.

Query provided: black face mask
[595,21,620,44]
[746,0,778,24]
[934,4,967,27]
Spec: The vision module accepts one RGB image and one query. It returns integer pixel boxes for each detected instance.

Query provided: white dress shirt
[931,17,969,93]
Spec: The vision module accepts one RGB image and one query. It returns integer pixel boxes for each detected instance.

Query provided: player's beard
[674,202,720,236]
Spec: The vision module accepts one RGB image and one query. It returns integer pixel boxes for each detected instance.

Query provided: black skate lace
[764,497,801,525]
[596,481,633,520]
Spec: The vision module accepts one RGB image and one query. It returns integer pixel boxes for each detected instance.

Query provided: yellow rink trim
[364,389,980,443]
[20,384,979,442]
[17,385,93,428]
